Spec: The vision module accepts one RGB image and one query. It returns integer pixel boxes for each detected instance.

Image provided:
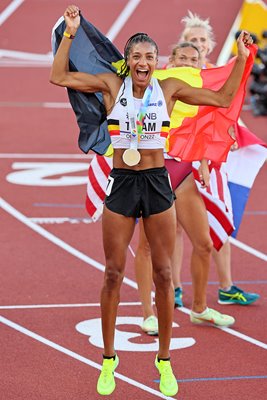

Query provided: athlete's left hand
[198,159,210,188]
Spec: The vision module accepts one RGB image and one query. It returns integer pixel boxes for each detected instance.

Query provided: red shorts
[165,159,192,190]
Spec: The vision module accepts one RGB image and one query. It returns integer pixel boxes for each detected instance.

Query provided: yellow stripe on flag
[154,67,203,128]
[108,124,120,131]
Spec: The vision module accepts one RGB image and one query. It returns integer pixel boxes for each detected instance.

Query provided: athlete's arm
[49,5,118,96]
[165,31,253,108]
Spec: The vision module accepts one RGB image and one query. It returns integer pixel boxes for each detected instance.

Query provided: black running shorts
[104,167,175,218]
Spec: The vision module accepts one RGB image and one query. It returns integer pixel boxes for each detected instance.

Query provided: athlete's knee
[103,264,124,290]
[193,236,213,256]
[153,264,173,288]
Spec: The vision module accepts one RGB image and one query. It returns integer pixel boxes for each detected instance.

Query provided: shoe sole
[191,320,235,327]
[146,330,158,336]
[141,326,158,335]
[142,328,158,336]
[159,385,179,397]
[190,318,235,327]
[97,384,116,396]
[218,299,258,305]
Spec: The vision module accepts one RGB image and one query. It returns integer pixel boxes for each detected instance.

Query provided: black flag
[52,14,123,154]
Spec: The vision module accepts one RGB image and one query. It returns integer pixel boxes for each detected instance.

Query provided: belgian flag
[154,49,256,162]
[52,14,256,162]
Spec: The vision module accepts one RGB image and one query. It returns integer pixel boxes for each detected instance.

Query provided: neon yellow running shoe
[155,356,178,397]
[190,307,235,327]
[97,355,119,396]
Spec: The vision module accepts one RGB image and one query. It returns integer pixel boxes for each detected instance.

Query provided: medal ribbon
[136,82,153,137]
[127,77,153,150]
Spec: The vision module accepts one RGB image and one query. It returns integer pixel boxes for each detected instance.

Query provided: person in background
[136,42,234,338]
[175,11,260,307]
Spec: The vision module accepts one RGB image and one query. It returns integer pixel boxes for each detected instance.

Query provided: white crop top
[107,76,170,149]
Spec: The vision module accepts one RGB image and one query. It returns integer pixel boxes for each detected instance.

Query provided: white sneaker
[190,308,235,327]
[141,315,158,335]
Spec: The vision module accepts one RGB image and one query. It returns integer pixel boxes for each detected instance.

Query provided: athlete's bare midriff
[113,148,165,170]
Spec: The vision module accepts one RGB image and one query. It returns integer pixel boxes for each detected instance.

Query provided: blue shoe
[218,285,260,305]
[174,287,183,308]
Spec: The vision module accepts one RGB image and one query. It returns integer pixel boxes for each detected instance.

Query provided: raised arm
[166,31,253,108]
[49,5,119,97]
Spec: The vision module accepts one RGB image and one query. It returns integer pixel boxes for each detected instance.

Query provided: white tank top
[107,76,170,150]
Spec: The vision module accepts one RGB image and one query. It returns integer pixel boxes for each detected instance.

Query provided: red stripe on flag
[97,154,112,177]
[85,194,97,218]
[108,130,121,136]
[192,166,234,250]
[160,131,169,138]
[214,167,224,203]
[88,165,106,200]
[85,154,113,220]
[209,226,223,251]
[202,196,234,235]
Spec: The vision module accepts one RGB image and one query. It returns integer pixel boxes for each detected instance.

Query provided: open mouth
[136,69,149,79]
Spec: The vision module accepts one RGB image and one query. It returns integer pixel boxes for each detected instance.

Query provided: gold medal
[122,148,141,166]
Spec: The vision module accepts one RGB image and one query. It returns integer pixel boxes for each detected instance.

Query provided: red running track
[0,1,266,399]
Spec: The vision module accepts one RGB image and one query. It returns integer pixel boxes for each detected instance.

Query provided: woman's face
[184,27,210,60]
[127,42,158,86]
[171,46,200,68]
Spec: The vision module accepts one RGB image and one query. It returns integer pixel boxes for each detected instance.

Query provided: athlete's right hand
[236,31,253,59]
[64,5,80,33]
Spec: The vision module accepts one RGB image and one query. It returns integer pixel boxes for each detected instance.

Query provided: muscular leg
[101,206,136,356]
[175,174,213,313]
[171,221,184,289]
[143,204,176,359]
[135,217,183,318]
[135,219,155,319]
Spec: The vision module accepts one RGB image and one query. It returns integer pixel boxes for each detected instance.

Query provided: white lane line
[0,101,71,108]
[0,48,52,60]
[0,197,138,291]
[0,315,171,399]
[0,153,92,159]
[0,302,143,310]
[106,0,142,42]
[0,60,51,67]
[219,327,267,350]
[43,102,71,108]
[0,0,24,26]
[178,308,267,350]
[1,197,266,350]
[229,237,267,262]
[29,217,93,225]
